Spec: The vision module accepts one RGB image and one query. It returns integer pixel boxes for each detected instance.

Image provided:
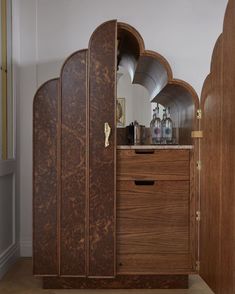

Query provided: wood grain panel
[220,0,235,292]
[117,149,190,180]
[88,20,117,277]
[200,2,235,293]
[60,50,87,276]
[33,79,59,275]
[43,275,188,289]
[189,150,197,272]
[117,180,191,274]
[200,36,223,294]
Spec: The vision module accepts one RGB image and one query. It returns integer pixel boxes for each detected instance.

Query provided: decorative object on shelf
[126,121,146,145]
[150,106,174,145]
[161,107,173,144]
[117,97,125,127]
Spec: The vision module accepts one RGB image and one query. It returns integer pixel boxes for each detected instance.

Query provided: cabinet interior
[117,23,199,146]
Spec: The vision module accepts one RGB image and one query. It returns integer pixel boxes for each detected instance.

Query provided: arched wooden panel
[220,0,235,292]
[88,20,117,277]
[60,50,88,276]
[200,0,235,292]
[117,22,145,80]
[200,40,223,294]
[200,35,223,294]
[133,50,173,99]
[33,79,59,275]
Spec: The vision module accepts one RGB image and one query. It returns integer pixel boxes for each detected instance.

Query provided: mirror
[117,66,164,128]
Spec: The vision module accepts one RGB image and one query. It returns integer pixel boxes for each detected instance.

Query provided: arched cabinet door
[88,20,117,277]
[60,49,88,277]
[200,0,235,293]
[33,79,59,276]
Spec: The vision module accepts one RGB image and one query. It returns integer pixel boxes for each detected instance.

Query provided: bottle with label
[150,106,161,144]
[165,107,173,144]
[161,108,167,144]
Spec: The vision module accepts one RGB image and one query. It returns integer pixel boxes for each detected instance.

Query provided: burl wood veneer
[33,79,59,275]
[60,50,88,276]
[88,20,117,277]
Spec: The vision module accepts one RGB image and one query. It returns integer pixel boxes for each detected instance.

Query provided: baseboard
[20,239,32,257]
[0,243,20,279]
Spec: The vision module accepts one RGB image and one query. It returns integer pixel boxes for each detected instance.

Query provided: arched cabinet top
[114,20,199,110]
[33,78,59,107]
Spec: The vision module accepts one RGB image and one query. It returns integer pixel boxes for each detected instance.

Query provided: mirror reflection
[117,66,178,145]
[117,66,159,127]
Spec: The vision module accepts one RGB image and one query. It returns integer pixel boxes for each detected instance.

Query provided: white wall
[15,0,228,256]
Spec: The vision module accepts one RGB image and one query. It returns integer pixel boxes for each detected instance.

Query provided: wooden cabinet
[33,1,235,292]
[117,148,193,275]
[32,19,197,289]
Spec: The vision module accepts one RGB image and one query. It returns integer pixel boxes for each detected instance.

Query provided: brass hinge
[191,130,203,138]
[196,160,202,171]
[196,211,201,222]
[196,261,200,271]
[197,109,202,119]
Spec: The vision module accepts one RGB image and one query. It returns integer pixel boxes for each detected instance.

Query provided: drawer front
[117,149,190,180]
[117,180,191,274]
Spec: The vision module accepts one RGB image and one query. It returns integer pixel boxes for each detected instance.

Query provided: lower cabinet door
[117,180,191,274]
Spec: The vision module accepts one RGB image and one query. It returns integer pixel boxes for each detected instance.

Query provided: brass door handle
[104,122,111,148]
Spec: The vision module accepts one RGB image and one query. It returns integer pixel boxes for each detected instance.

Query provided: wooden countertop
[117,145,193,150]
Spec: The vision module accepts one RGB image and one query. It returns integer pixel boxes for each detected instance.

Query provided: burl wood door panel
[33,79,59,275]
[117,180,191,274]
[117,150,190,180]
[88,20,117,277]
[60,50,88,276]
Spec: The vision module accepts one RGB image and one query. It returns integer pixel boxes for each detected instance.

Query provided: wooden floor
[0,259,214,294]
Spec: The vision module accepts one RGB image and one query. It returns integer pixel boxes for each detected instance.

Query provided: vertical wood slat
[60,50,88,276]
[33,79,59,275]
[88,20,117,277]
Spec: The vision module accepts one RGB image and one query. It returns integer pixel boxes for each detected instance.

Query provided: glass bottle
[161,108,167,144]
[165,107,173,144]
[150,108,156,144]
[150,106,161,144]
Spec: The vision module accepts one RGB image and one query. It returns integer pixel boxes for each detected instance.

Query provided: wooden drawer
[117,149,190,180]
[117,180,191,274]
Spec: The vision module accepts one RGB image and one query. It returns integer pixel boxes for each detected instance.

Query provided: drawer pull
[135,180,155,186]
[135,150,154,154]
